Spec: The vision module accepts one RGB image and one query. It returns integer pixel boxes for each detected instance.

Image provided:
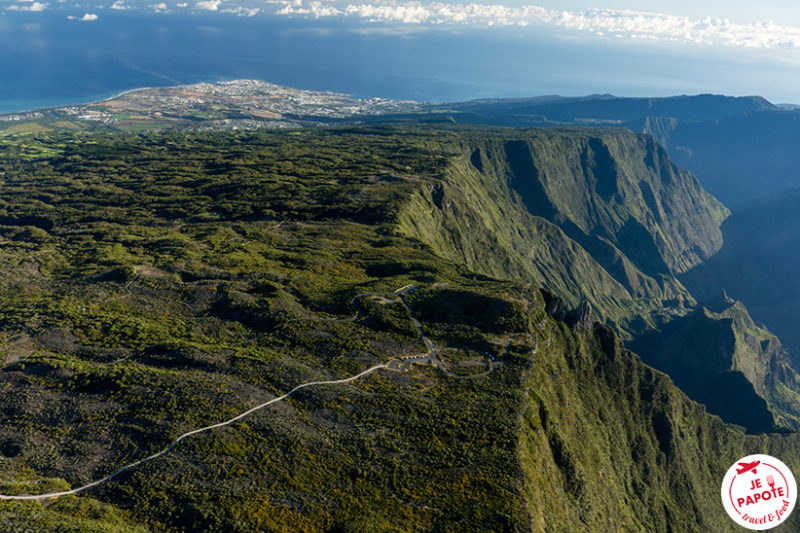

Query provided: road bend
[0,363,388,501]
[0,285,496,500]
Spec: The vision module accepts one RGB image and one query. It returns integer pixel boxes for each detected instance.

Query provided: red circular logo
[721,454,797,529]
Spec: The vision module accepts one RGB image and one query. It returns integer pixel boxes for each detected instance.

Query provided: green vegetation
[0,127,536,531]
[0,495,150,533]
[630,299,800,432]
[3,123,52,134]
[520,319,784,532]
[0,125,795,532]
[396,127,728,335]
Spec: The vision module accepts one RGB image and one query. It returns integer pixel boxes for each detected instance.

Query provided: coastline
[95,86,157,104]
[0,85,165,116]
[0,76,250,116]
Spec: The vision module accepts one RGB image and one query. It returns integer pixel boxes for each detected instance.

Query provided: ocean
[0,12,543,112]
[0,10,795,113]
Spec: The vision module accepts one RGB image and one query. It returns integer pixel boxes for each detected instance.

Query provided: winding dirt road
[0,364,388,501]
[0,285,499,500]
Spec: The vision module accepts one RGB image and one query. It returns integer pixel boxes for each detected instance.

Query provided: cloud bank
[195,0,222,10]
[4,0,799,52]
[6,2,48,11]
[273,1,800,50]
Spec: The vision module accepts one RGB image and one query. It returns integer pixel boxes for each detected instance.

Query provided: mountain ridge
[5,78,792,207]
[389,124,800,436]
[396,126,728,333]
[0,121,798,530]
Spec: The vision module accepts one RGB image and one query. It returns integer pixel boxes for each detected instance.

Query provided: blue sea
[1,10,798,113]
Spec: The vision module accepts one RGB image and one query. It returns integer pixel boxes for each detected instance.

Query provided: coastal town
[0,79,424,134]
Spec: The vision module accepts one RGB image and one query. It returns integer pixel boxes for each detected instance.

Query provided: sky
[2,0,800,104]
[4,0,799,47]
[526,1,800,25]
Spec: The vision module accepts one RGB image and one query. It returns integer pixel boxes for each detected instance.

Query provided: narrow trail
[0,285,501,501]
[286,292,381,324]
[395,291,499,378]
[123,272,140,294]
[0,364,388,501]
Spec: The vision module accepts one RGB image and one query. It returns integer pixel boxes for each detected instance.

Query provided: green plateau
[0,124,796,531]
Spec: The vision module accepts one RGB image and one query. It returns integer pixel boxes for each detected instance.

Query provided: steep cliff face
[483,132,728,275]
[396,128,729,334]
[394,125,800,441]
[629,299,800,433]
[522,304,800,532]
[681,189,800,366]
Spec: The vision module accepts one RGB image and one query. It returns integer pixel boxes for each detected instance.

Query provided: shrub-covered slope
[0,127,796,532]
[396,127,729,333]
[0,128,531,531]
[522,309,800,533]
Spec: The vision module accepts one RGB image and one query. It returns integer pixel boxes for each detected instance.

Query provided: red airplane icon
[736,461,760,475]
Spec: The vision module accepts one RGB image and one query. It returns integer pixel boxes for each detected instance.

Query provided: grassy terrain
[0,127,537,531]
[0,125,795,532]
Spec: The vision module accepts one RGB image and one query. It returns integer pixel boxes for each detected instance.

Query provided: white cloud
[278,2,548,25]
[110,0,129,9]
[276,4,307,15]
[150,2,168,10]
[221,5,260,16]
[270,1,800,50]
[550,10,800,49]
[195,0,221,10]
[307,1,340,17]
[68,12,98,20]
[6,2,48,11]
[344,4,432,24]
[177,2,187,6]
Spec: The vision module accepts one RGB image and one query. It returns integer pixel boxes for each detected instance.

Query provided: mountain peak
[708,288,736,312]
